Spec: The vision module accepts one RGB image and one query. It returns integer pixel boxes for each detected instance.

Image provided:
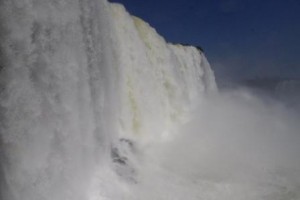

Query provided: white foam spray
[0,0,299,200]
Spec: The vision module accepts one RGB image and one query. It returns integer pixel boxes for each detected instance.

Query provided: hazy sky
[110,0,300,82]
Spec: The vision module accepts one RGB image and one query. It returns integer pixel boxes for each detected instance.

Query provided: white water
[0,0,299,200]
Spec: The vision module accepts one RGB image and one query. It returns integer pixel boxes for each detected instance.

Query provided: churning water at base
[87,90,300,200]
[0,0,300,199]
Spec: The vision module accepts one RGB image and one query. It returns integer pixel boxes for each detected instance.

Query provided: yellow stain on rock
[126,76,141,134]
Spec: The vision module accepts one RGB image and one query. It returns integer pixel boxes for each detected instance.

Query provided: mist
[1,0,299,199]
[132,88,300,200]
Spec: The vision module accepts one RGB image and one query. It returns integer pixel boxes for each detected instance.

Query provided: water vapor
[137,89,300,200]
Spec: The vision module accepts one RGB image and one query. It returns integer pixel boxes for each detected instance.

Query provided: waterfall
[0,0,216,199]
[109,3,216,143]
[3,0,298,199]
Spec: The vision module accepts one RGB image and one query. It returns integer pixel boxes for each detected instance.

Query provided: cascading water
[109,3,216,142]
[1,0,300,200]
[0,0,215,199]
[0,0,119,199]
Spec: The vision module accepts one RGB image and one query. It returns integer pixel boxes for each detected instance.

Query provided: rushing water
[0,1,299,200]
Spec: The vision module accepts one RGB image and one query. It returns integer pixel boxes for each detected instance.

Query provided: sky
[109,0,300,82]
